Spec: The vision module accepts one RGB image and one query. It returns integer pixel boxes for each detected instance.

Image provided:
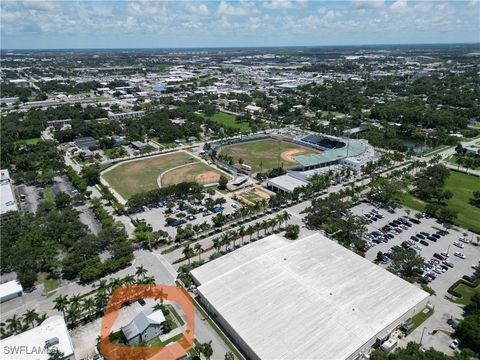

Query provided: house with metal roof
[121,309,166,345]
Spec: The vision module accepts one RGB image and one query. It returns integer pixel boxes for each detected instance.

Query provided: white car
[449,339,460,350]
[453,241,465,249]
[459,237,470,244]
[454,252,466,259]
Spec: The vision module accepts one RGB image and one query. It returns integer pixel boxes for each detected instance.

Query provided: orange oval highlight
[99,284,194,360]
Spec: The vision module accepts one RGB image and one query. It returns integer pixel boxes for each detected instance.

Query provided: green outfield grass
[202,112,251,133]
[219,138,320,172]
[101,151,196,199]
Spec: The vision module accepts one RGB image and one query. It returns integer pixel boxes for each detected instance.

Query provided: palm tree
[212,238,221,254]
[194,243,203,261]
[66,306,81,328]
[247,225,254,243]
[6,314,21,334]
[221,232,230,252]
[53,295,69,319]
[135,265,147,281]
[23,309,39,329]
[82,297,96,320]
[182,244,194,265]
[281,211,291,228]
[239,226,246,246]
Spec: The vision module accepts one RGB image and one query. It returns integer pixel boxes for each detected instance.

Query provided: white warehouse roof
[191,233,429,360]
[0,169,18,215]
[0,280,23,300]
[0,316,75,360]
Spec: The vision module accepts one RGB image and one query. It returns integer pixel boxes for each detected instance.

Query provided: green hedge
[448,279,479,298]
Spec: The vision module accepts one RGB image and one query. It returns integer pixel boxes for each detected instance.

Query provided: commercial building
[0,169,18,216]
[191,233,429,360]
[0,316,76,360]
[0,280,23,303]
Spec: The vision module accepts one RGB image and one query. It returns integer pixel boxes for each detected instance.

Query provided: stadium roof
[191,233,429,360]
[294,139,367,167]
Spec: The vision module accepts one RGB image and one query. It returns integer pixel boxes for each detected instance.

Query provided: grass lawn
[102,151,196,199]
[219,138,320,172]
[411,307,434,331]
[146,333,184,347]
[36,273,59,293]
[400,171,480,233]
[400,193,425,212]
[15,138,41,145]
[452,283,480,305]
[423,145,452,157]
[161,162,224,187]
[43,186,55,204]
[104,147,127,159]
[444,172,480,233]
[202,112,251,133]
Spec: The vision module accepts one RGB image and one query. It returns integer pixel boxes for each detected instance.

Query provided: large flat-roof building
[0,280,23,303]
[191,233,429,360]
[0,316,76,360]
[0,169,18,216]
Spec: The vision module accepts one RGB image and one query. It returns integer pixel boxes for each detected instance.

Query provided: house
[121,309,166,345]
[111,135,126,146]
[0,280,23,303]
[131,141,148,150]
[245,104,262,114]
[74,137,98,150]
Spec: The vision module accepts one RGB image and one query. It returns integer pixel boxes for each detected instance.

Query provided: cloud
[263,0,308,10]
[185,3,209,16]
[218,1,259,16]
[21,0,55,12]
[390,0,409,13]
[351,0,385,10]
[468,0,479,8]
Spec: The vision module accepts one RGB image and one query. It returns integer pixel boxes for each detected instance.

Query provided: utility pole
[420,326,427,346]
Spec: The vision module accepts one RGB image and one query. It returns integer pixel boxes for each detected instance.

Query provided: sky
[1,0,479,49]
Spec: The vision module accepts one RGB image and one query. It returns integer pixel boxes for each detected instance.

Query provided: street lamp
[420,326,427,345]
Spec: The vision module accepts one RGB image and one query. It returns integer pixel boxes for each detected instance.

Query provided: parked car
[449,339,460,350]
[454,252,466,259]
[453,241,465,249]
[420,240,429,246]
[447,319,458,329]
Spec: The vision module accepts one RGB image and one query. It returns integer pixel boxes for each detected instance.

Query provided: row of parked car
[362,209,384,223]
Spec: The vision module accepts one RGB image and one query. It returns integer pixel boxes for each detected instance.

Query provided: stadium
[211,133,377,193]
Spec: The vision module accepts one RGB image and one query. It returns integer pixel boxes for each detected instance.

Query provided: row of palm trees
[0,309,47,340]
[181,211,292,264]
[53,266,153,328]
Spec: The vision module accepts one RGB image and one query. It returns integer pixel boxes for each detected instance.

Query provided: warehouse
[191,233,430,360]
[0,280,23,303]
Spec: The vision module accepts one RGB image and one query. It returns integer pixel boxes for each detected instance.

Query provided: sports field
[161,162,224,187]
[202,112,251,133]
[102,151,197,199]
[218,138,319,172]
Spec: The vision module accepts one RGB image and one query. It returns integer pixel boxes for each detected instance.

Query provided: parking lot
[131,192,242,238]
[350,202,480,354]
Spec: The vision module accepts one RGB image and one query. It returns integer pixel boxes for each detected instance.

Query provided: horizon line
[2,41,479,52]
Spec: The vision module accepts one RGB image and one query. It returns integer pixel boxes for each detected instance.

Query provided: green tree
[391,248,424,277]
[80,165,100,186]
[218,175,228,190]
[285,224,300,240]
[455,314,480,353]
[54,192,71,209]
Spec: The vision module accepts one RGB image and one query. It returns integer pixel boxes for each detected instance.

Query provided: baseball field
[101,151,223,199]
[218,138,320,172]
